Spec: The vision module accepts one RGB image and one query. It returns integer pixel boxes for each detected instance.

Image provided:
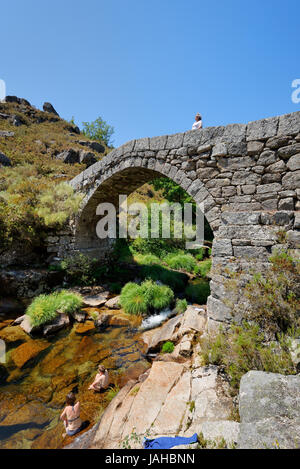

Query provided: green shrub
[26,290,83,327]
[162,341,175,354]
[194,260,212,278]
[165,253,197,273]
[185,280,210,304]
[60,253,101,286]
[141,265,188,292]
[175,299,188,314]
[120,280,174,315]
[201,322,296,394]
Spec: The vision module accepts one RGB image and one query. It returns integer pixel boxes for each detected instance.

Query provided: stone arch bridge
[48,111,300,327]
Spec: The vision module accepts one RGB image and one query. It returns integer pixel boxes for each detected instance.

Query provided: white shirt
[192,120,203,130]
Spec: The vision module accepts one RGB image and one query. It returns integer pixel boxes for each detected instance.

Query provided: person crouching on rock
[60,392,84,437]
[88,365,109,393]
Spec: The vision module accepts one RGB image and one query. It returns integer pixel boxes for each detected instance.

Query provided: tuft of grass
[175,299,188,315]
[106,385,120,402]
[165,252,197,273]
[26,290,83,327]
[134,253,161,266]
[120,280,174,316]
[161,341,175,354]
[185,280,210,305]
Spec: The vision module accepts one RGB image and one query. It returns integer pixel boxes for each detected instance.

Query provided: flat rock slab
[89,362,237,449]
[43,313,70,336]
[83,292,110,307]
[11,340,50,368]
[105,296,121,309]
[238,371,300,449]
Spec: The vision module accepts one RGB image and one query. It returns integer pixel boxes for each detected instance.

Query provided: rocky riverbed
[0,298,150,449]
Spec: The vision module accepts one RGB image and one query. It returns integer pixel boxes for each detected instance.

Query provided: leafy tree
[82,116,114,146]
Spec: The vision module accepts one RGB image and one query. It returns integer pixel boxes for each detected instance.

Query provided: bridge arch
[49,111,300,328]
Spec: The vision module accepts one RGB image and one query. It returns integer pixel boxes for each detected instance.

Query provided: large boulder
[86,362,237,450]
[142,306,207,353]
[77,140,105,154]
[43,313,70,336]
[238,371,300,449]
[54,149,79,164]
[43,102,59,116]
[105,296,121,310]
[5,96,31,106]
[83,292,110,308]
[0,151,12,167]
[79,150,97,166]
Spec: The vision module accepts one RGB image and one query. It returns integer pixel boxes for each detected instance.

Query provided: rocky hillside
[0,96,110,266]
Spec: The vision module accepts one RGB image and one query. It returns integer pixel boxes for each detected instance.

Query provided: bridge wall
[47,111,300,327]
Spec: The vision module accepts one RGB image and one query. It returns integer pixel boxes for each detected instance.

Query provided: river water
[0,307,151,449]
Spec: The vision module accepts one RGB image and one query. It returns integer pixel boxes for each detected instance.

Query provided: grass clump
[162,341,175,354]
[175,299,188,314]
[201,322,296,395]
[26,290,83,327]
[120,279,174,316]
[185,280,210,305]
[165,252,197,273]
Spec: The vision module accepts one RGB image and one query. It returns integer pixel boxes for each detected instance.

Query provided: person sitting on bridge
[89,365,109,393]
[192,113,203,130]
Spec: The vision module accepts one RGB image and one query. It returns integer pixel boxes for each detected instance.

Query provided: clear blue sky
[1,0,299,147]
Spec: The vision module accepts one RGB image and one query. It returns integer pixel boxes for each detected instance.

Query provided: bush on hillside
[194,259,212,278]
[82,116,114,146]
[26,290,83,327]
[35,182,84,227]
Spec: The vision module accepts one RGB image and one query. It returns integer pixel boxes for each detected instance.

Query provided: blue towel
[143,433,198,449]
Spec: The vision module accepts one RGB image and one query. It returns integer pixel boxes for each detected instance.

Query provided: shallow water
[0,312,150,449]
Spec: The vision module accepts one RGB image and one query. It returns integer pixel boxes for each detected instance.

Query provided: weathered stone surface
[0,326,28,346]
[247,141,264,155]
[82,292,110,307]
[238,371,300,449]
[43,102,59,116]
[278,111,300,136]
[287,153,300,171]
[282,170,300,190]
[86,362,237,449]
[43,313,70,336]
[105,296,121,309]
[11,340,50,368]
[247,116,278,141]
[212,239,233,257]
